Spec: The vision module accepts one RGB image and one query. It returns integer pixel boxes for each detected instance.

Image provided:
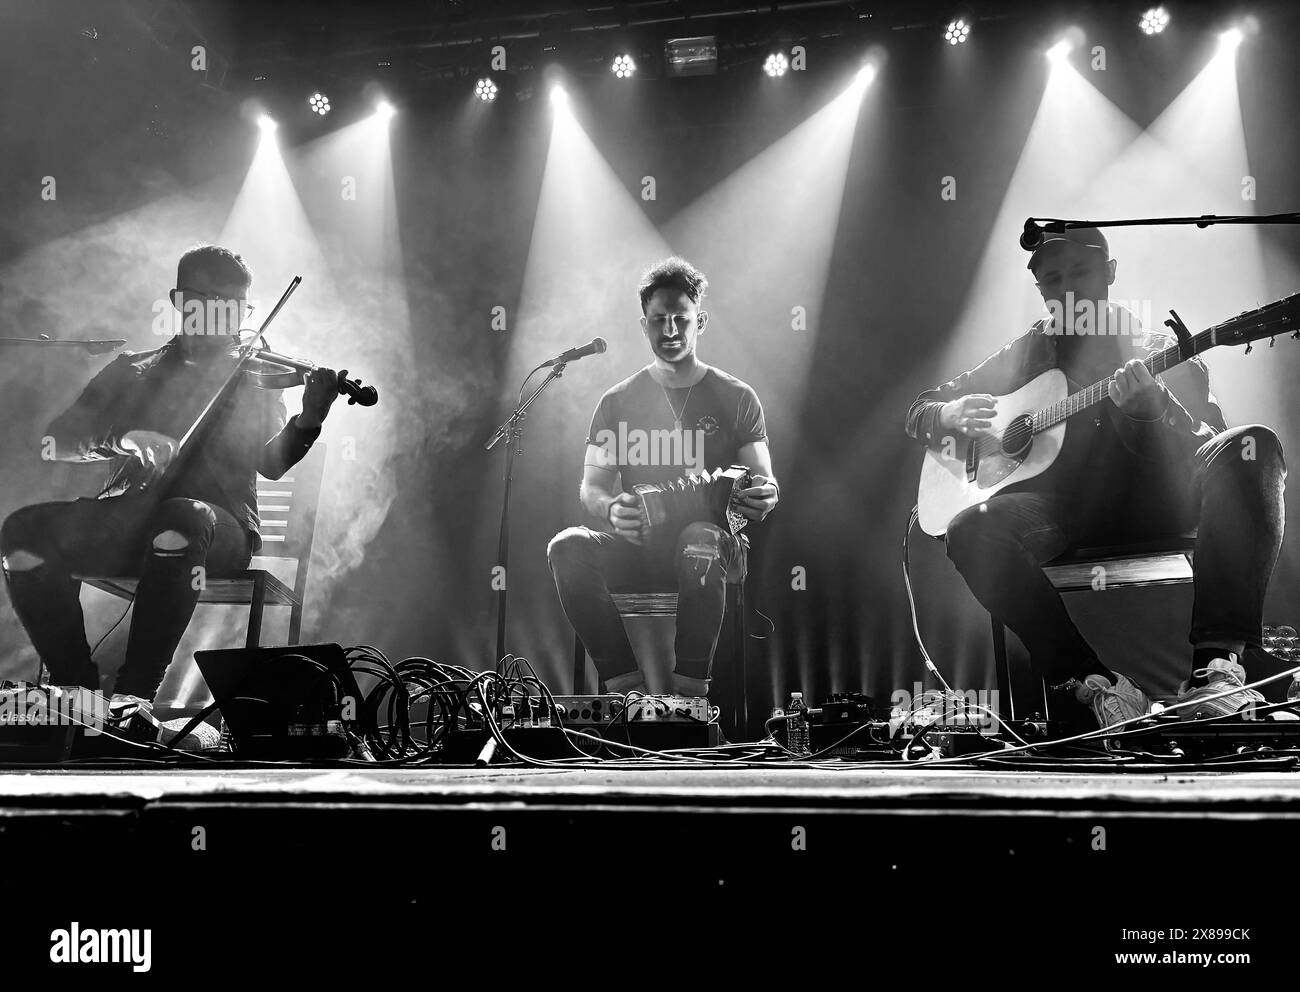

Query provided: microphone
[544,337,607,367]
[1019,218,1044,251]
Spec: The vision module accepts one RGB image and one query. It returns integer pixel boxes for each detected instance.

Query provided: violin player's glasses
[176,287,256,335]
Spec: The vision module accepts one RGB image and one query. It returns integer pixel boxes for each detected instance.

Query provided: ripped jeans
[547,521,744,689]
[0,494,253,700]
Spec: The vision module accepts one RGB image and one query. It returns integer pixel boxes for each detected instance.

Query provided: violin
[130,276,377,499]
[241,346,379,407]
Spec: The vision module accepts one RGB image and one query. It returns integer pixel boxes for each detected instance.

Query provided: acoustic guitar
[917,294,1300,537]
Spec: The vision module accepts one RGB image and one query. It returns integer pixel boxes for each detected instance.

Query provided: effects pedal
[548,695,625,725]
[624,694,709,723]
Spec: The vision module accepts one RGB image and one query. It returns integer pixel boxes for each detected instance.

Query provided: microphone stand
[1023,210,1300,350]
[0,337,127,354]
[1025,210,1300,239]
[484,361,570,668]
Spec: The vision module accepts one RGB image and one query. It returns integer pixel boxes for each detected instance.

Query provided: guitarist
[547,257,779,697]
[0,246,339,718]
[906,228,1286,727]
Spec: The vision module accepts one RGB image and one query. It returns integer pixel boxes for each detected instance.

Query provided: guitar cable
[902,504,955,695]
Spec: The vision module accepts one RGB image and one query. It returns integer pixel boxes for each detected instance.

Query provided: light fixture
[1138,7,1170,35]
[944,19,971,45]
[763,52,789,77]
[1046,39,1074,63]
[1218,26,1245,52]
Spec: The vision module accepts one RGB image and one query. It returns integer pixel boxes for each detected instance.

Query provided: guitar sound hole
[1000,415,1033,458]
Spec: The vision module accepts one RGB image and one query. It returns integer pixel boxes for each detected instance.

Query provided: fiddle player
[0,246,339,731]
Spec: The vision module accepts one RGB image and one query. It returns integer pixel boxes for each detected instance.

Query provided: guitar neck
[1032,326,1217,433]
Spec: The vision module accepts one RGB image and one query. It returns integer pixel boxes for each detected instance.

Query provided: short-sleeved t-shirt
[585,366,767,490]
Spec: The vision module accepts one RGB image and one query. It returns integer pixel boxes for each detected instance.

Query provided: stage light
[256,113,277,133]
[944,19,971,45]
[475,77,498,102]
[550,85,568,109]
[308,92,331,116]
[1046,38,1074,63]
[763,52,789,77]
[1218,26,1244,52]
[374,100,395,121]
[612,54,636,78]
[1138,7,1170,35]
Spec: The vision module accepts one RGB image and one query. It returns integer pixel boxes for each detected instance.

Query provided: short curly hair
[176,245,252,292]
[637,256,708,313]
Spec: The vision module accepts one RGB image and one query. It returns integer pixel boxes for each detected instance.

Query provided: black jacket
[46,338,320,547]
[906,305,1227,533]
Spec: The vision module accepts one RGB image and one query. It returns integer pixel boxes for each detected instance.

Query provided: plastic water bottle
[786,692,810,756]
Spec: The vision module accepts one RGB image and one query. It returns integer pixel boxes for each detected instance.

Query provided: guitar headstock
[1212,291,1300,351]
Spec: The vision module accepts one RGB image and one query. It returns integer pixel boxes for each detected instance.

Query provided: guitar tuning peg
[1270,336,1276,347]
[1245,342,1253,354]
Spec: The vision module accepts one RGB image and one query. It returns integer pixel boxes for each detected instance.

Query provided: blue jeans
[944,425,1286,685]
[1,494,253,699]
[547,521,744,687]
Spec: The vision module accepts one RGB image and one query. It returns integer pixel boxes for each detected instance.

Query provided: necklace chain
[662,382,695,431]
[652,363,705,430]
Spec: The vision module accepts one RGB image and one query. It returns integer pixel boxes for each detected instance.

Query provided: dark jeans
[547,521,744,687]
[944,425,1286,686]
[1,494,252,699]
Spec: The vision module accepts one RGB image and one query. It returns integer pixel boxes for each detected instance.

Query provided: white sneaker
[156,716,222,751]
[1073,673,1151,729]
[109,693,219,750]
[1175,657,1264,720]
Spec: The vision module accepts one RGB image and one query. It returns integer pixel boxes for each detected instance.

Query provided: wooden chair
[81,443,327,650]
[572,536,751,739]
[991,533,1197,720]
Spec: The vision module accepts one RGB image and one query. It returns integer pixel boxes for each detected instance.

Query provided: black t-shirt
[585,366,767,490]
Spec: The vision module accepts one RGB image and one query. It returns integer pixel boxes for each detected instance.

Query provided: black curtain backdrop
[2,2,1299,723]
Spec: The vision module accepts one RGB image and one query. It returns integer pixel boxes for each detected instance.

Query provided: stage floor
[2,763,1291,966]
[4,763,1300,810]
